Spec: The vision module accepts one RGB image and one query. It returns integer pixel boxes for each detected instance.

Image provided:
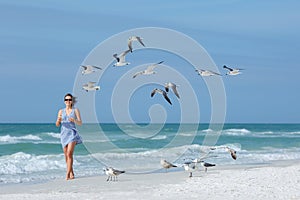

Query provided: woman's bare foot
[70,171,75,179]
[66,172,75,180]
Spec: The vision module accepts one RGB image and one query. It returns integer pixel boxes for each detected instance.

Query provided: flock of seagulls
[79,35,240,181]
[102,145,237,181]
[80,34,243,107]
[161,146,237,178]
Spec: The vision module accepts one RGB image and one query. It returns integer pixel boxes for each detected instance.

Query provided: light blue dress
[60,108,82,148]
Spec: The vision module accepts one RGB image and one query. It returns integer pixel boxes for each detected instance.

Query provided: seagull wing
[203,162,216,167]
[150,89,157,97]
[208,70,222,76]
[231,151,237,160]
[223,65,233,71]
[196,68,205,72]
[132,70,144,78]
[136,36,145,46]
[113,54,120,62]
[147,61,164,71]
[87,82,96,87]
[81,65,88,70]
[163,160,176,168]
[162,91,172,105]
[170,84,180,99]
[92,65,102,70]
[128,40,133,52]
[119,49,130,62]
[164,85,169,92]
[113,169,125,175]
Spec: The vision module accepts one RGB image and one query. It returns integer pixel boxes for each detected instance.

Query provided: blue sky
[0,0,299,123]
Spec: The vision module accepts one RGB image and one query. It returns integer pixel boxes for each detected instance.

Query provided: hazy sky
[0,0,299,123]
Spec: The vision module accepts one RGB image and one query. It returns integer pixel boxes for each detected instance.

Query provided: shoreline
[1,160,299,200]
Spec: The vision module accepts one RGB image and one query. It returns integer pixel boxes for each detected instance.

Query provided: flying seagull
[151,88,172,105]
[113,49,131,66]
[164,82,180,99]
[132,61,164,78]
[225,147,237,160]
[104,167,125,181]
[160,159,177,172]
[128,36,145,52]
[195,68,221,76]
[223,65,243,75]
[81,65,102,75]
[210,146,237,160]
[82,82,100,92]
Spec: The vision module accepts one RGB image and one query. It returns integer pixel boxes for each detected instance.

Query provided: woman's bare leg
[66,141,76,180]
[63,145,69,180]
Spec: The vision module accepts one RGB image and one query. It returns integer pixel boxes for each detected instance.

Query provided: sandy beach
[1,160,299,200]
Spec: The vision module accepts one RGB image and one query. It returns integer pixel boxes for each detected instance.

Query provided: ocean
[1,123,300,185]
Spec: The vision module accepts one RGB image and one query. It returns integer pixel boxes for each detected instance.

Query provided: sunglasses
[64,99,72,101]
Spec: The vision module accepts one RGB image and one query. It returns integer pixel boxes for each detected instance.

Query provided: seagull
[81,65,102,75]
[183,161,198,177]
[132,61,164,78]
[151,88,172,105]
[225,147,237,160]
[223,65,243,75]
[113,49,131,66]
[104,167,125,181]
[195,68,221,76]
[128,36,145,52]
[164,82,180,99]
[160,159,177,172]
[210,146,237,160]
[82,82,100,92]
[199,161,216,172]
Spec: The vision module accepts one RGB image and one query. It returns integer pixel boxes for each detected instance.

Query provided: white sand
[1,161,299,200]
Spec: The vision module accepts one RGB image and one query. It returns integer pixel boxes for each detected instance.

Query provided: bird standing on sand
[132,61,164,78]
[160,159,177,172]
[183,161,198,177]
[164,82,180,99]
[81,65,102,75]
[104,167,125,181]
[199,161,216,172]
[223,65,243,75]
[151,88,172,105]
[128,36,145,52]
[113,49,131,66]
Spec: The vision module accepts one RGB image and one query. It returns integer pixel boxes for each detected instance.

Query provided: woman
[56,93,82,180]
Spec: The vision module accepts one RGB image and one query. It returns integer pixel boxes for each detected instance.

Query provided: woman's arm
[56,109,62,127]
[74,108,82,126]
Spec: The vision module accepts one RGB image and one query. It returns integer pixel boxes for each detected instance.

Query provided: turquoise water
[1,123,300,184]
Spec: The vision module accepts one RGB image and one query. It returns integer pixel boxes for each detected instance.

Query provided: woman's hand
[56,114,62,127]
[69,117,75,123]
